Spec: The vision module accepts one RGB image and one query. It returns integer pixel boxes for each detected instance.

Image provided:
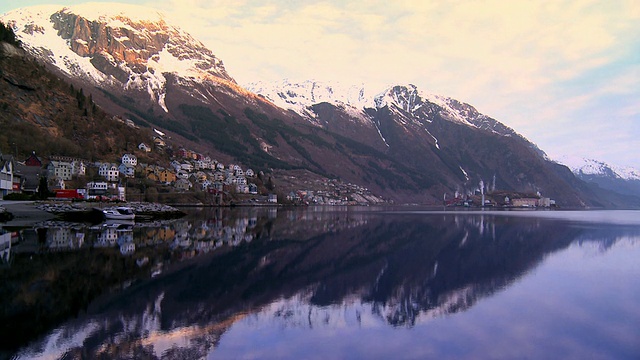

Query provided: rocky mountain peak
[2,4,234,112]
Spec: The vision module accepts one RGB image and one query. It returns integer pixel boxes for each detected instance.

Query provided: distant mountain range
[2,4,638,207]
[557,157,640,198]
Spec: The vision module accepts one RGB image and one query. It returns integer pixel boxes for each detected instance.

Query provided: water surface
[2,208,639,359]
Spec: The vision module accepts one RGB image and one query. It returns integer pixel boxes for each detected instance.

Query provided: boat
[102,207,135,220]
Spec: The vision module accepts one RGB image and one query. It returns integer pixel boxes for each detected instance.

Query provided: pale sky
[2,1,639,169]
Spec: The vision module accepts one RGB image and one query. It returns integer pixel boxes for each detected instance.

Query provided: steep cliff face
[47,7,232,82]
[2,4,239,117]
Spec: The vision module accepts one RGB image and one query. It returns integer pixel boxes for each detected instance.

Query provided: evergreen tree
[37,176,50,200]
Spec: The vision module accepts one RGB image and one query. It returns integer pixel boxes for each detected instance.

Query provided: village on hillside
[0,142,556,208]
[0,127,389,206]
[0,119,555,207]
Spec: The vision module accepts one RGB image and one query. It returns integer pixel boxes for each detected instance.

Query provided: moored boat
[102,207,135,220]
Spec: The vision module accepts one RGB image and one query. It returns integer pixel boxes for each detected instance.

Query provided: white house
[120,242,135,255]
[47,160,73,181]
[170,160,182,171]
[174,178,191,191]
[176,170,189,179]
[118,163,135,178]
[195,158,213,170]
[138,143,151,152]
[117,186,126,201]
[153,137,165,147]
[0,156,14,196]
[98,163,120,182]
[213,171,225,182]
[245,169,255,177]
[200,179,212,191]
[86,181,108,198]
[71,160,86,176]
[122,154,137,166]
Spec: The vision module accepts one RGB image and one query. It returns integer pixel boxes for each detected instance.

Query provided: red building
[24,152,42,167]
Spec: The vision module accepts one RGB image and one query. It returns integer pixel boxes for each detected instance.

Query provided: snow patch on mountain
[422,94,475,126]
[1,6,108,82]
[250,81,506,134]
[247,79,376,124]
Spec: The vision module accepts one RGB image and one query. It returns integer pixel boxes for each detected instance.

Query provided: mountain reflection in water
[3,208,640,359]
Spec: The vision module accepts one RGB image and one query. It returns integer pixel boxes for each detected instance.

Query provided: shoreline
[0,200,186,227]
[0,201,56,227]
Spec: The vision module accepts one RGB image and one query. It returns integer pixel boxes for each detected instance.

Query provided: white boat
[102,207,135,220]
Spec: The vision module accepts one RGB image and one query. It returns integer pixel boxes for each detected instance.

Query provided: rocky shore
[0,201,185,226]
[0,201,55,226]
[0,205,14,222]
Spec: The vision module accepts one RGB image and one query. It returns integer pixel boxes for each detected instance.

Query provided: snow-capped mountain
[3,4,632,207]
[559,157,640,181]
[1,3,237,113]
[247,79,376,123]
[249,81,547,157]
[556,157,640,198]
[247,81,520,135]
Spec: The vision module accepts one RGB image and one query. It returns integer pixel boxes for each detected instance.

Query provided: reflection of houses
[120,242,135,255]
[143,227,176,243]
[116,228,134,245]
[47,229,84,250]
[0,232,12,265]
[96,227,118,247]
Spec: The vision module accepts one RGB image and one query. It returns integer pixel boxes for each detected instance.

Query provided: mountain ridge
[2,4,637,207]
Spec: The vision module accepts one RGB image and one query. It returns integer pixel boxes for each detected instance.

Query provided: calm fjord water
[3,208,640,359]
